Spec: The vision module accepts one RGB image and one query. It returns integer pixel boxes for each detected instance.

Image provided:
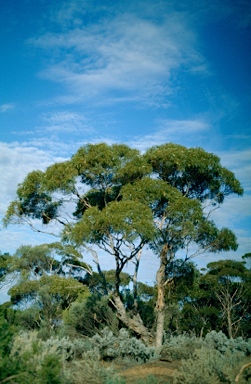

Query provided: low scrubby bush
[205,330,251,355]
[64,359,123,384]
[7,331,122,383]
[161,333,204,361]
[173,331,251,384]
[92,327,156,362]
[173,346,251,384]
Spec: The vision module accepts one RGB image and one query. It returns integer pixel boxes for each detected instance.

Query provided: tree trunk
[227,299,233,339]
[155,244,169,349]
[111,293,154,345]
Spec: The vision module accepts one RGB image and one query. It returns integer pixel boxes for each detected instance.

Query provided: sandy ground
[116,360,180,383]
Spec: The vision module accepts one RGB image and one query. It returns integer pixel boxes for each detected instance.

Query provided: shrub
[173,339,251,384]
[92,328,156,362]
[64,359,123,384]
[161,331,251,362]
[63,295,119,337]
[7,331,64,383]
[7,330,125,384]
[161,333,203,361]
[205,330,251,355]
[39,354,62,384]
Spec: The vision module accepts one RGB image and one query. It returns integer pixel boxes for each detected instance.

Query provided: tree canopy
[3,142,243,346]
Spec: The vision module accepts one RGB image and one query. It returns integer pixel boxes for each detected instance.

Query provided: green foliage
[104,378,126,384]
[206,259,248,279]
[3,142,244,345]
[63,294,119,337]
[71,143,140,186]
[9,243,91,280]
[200,261,251,338]
[67,199,155,245]
[0,252,11,283]
[39,354,62,384]
[175,260,251,338]
[7,273,89,338]
[145,143,243,201]
[9,279,41,304]
[104,270,131,288]
[9,274,88,307]
[11,244,61,278]
[42,161,78,193]
[2,327,251,384]
[0,326,127,384]
[0,331,65,383]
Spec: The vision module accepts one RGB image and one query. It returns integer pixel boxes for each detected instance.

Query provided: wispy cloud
[0,142,66,216]
[41,111,94,133]
[28,5,206,106]
[219,148,251,192]
[130,118,210,151]
[0,103,15,113]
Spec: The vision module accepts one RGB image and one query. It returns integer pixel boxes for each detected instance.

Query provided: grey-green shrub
[92,327,156,362]
[9,331,121,384]
[161,331,251,362]
[64,359,123,384]
[173,346,251,384]
[161,333,204,361]
[205,330,251,355]
[172,331,251,384]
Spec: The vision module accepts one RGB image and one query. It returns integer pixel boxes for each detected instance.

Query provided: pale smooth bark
[111,293,154,345]
[155,244,169,348]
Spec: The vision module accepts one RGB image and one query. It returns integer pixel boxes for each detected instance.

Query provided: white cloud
[219,148,251,192]
[211,194,250,229]
[41,111,94,133]
[0,103,15,113]
[28,8,205,105]
[0,141,75,254]
[0,142,66,217]
[130,118,210,151]
[0,226,55,255]
[159,119,210,133]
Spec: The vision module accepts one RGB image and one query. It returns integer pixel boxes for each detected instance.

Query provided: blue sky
[0,0,250,284]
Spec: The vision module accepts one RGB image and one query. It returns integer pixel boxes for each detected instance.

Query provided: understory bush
[205,330,251,355]
[64,359,124,384]
[161,333,204,361]
[91,327,156,362]
[4,329,251,384]
[173,346,251,384]
[63,295,119,337]
[161,331,251,362]
[7,331,123,383]
[172,331,251,384]
[10,331,94,362]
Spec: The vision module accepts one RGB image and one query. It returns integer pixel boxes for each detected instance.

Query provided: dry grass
[115,360,179,384]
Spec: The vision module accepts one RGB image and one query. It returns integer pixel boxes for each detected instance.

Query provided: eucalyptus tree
[4,142,243,346]
[4,144,155,343]
[4,244,89,333]
[200,260,251,338]
[0,252,12,289]
[121,143,243,346]
[148,144,243,346]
